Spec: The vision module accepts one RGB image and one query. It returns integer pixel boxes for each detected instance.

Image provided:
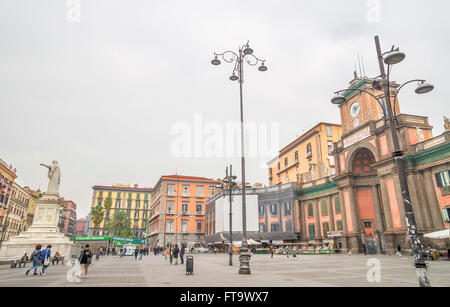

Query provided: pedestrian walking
[40,244,52,275]
[164,246,169,261]
[134,248,139,260]
[120,248,124,258]
[270,245,274,259]
[169,246,173,264]
[180,244,185,265]
[362,243,367,255]
[79,244,93,277]
[173,244,179,265]
[26,244,42,276]
[139,248,144,260]
[397,244,402,256]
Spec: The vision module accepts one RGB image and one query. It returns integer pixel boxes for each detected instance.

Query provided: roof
[161,175,219,182]
[92,185,153,192]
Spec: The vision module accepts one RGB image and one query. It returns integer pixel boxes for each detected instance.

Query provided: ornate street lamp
[211,41,267,274]
[331,35,434,287]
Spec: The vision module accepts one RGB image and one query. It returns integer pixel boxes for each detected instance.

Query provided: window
[127,200,131,209]
[277,162,280,170]
[97,199,102,207]
[285,221,292,232]
[181,220,188,233]
[363,221,372,229]
[321,200,328,216]
[322,222,329,237]
[196,222,203,233]
[352,148,376,173]
[167,184,175,196]
[259,223,266,232]
[284,202,292,215]
[144,201,148,209]
[115,199,121,208]
[285,157,288,167]
[326,125,332,137]
[136,200,140,208]
[167,201,174,213]
[435,171,450,187]
[295,151,298,163]
[308,224,315,239]
[306,143,312,158]
[270,204,277,216]
[196,203,203,214]
[210,187,216,196]
[183,185,190,196]
[197,186,204,197]
[182,202,189,213]
[307,202,314,217]
[271,223,280,232]
[328,141,333,154]
[334,196,341,213]
[166,220,174,232]
[258,205,265,217]
[269,168,273,177]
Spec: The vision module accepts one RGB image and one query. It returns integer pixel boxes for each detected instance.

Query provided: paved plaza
[0,253,449,287]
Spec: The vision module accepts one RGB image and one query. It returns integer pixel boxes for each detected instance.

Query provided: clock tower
[339,77,400,134]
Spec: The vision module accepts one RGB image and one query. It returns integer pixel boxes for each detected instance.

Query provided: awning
[424,229,450,239]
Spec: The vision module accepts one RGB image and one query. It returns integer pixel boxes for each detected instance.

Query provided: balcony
[306,152,312,159]
[166,210,175,215]
[182,211,189,215]
[195,212,205,216]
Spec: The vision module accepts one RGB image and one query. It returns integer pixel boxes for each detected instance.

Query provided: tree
[91,206,105,228]
[106,210,133,238]
[104,196,112,209]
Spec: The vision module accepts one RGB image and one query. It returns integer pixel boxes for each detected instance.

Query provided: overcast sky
[1,0,449,218]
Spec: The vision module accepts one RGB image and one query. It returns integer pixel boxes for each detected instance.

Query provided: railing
[412,131,450,153]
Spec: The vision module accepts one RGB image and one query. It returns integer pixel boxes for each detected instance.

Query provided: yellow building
[89,184,153,238]
[24,187,41,230]
[2,182,29,241]
[268,122,342,186]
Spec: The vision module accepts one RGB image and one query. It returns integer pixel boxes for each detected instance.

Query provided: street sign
[73,236,110,241]
[112,237,145,244]
[327,231,344,237]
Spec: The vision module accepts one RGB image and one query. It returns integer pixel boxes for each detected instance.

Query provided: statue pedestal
[0,193,74,261]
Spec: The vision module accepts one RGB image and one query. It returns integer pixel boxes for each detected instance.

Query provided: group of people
[21,244,93,277]
[161,244,186,265]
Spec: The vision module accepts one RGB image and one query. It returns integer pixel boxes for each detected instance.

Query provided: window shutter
[435,173,443,187]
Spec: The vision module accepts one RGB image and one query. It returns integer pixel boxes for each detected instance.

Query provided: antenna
[361,56,366,77]
[357,53,363,78]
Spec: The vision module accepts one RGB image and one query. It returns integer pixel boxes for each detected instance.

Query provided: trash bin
[186,256,193,275]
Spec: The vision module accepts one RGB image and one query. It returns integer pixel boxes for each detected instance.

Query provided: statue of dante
[40,161,61,194]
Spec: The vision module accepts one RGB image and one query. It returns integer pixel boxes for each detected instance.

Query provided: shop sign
[73,236,109,241]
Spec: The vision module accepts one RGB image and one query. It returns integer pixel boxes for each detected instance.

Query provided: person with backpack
[139,248,144,260]
[134,248,139,260]
[40,244,52,275]
[26,244,42,276]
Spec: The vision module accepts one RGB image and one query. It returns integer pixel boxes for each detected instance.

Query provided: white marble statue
[40,161,61,194]
[416,127,425,143]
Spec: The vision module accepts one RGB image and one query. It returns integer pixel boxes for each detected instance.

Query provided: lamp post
[211,41,267,274]
[217,165,237,266]
[331,35,434,287]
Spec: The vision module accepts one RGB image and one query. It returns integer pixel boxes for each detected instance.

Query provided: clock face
[350,102,361,118]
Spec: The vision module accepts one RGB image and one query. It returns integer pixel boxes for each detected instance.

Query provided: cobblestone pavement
[0,253,448,287]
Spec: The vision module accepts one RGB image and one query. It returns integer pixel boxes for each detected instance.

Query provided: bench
[0,259,28,269]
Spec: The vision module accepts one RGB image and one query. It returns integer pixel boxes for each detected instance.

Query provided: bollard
[186,256,194,275]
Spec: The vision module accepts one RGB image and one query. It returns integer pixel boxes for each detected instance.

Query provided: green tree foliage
[91,206,105,227]
[106,210,133,238]
[104,196,112,209]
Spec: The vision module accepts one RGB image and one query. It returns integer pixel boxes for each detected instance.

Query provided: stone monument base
[0,192,74,261]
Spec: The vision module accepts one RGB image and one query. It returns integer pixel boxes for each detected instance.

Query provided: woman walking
[79,244,93,277]
[26,244,42,276]
[164,246,169,261]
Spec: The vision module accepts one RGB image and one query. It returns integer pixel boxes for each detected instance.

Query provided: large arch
[345,143,379,174]
[351,148,376,173]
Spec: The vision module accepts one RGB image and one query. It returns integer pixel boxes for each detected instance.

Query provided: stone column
[347,186,360,233]
[328,195,335,231]
[406,171,429,230]
[379,178,393,231]
[300,201,307,241]
[424,168,445,230]
[371,185,385,253]
[314,200,321,239]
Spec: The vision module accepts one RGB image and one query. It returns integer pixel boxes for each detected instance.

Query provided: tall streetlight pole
[331,35,434,287]
[211,41,267,274]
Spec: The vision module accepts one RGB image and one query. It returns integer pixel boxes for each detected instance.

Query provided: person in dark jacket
[180,245,186,265]
[173,244,180,265]
[134,248,139,260]
[26,244,42,276]
[79,244,93,276]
